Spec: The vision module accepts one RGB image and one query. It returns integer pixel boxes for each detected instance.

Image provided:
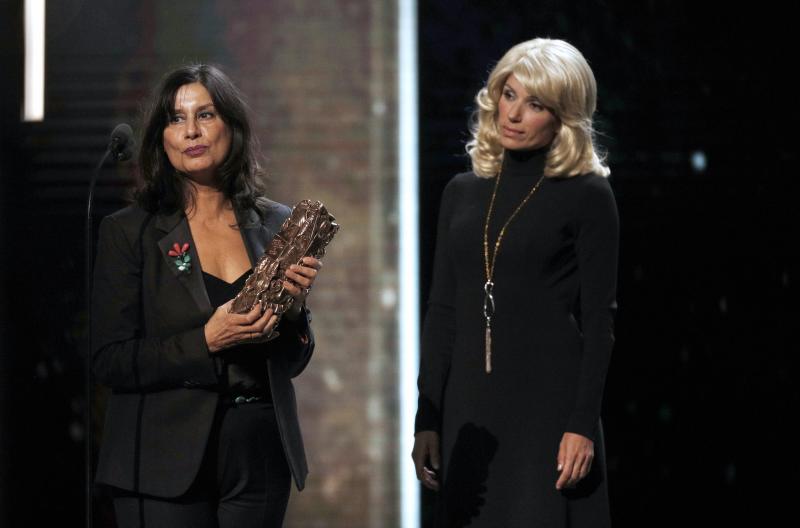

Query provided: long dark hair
[133,63,267,216]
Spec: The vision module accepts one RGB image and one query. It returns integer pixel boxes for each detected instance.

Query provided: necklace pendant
[485,322,492,374]
[483,282,495,374]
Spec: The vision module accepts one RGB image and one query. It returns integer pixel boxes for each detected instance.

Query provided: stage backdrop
[2,0,401,526]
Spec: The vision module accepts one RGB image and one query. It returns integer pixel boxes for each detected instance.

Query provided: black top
[202,268,272,402]
[415,146,619,526]
[487,146,549,244]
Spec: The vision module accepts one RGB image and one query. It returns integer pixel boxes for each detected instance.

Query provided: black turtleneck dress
[416,147,619,527]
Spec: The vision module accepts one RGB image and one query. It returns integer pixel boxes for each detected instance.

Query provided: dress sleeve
[564,175,620,442]
[415,177,459,434]
[91,215,219,392]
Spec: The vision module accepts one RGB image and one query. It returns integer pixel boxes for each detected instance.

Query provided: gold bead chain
[482,164,546,373]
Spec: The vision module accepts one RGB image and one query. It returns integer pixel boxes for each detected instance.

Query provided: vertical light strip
[23,0,45,122]
[398,0,419,527]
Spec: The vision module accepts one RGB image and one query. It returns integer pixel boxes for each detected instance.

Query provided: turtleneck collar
[501,145,549,179]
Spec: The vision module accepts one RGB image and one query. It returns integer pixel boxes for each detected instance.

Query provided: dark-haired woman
[91,64,321,527]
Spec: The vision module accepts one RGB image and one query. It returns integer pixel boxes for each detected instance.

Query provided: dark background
[1,0,796,526]
[417,1,797,526]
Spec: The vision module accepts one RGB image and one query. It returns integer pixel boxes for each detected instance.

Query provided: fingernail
[557,463,563,471]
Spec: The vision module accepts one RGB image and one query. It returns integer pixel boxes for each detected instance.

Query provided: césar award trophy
[229,199,339,336]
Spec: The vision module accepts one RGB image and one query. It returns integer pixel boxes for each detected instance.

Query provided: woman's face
[162,82,232,183]
[497,74,559,151]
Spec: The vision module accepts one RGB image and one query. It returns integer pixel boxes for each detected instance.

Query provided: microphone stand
[85,139,129,528]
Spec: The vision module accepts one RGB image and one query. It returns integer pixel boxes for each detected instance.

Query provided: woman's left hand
[282,256,323,320]
[555,432,594,490]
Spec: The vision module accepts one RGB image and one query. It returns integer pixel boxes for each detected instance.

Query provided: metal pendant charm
[485,323,492,374]
[483,281,495,374]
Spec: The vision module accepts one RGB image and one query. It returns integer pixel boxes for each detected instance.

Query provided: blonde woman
[412,38,619,526]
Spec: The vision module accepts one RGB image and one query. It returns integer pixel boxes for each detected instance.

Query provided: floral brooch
[168,242,192,273]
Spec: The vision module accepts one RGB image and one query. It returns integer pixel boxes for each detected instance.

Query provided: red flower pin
[168,242,192,273]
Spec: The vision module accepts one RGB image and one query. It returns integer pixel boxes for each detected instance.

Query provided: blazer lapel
[155,210,213,317]
[153,205,273,316]
[235,206,272,267]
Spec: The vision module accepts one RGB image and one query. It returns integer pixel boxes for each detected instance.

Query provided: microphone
[108,123,135,162]
[84,122,135,528]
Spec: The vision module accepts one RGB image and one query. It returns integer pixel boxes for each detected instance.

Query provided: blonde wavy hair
[466,38,610,178]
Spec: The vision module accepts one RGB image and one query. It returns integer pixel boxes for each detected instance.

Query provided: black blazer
[91,197,314,497]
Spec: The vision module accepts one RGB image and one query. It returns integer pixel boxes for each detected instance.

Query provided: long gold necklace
[482,165,546,373]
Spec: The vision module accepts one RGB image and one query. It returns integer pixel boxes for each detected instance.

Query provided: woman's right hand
[412,431,441,491]
[203,300,278,354]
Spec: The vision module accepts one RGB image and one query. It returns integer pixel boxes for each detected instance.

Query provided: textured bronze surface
[230,199,339,321]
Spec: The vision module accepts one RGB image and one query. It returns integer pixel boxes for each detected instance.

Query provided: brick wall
[216,2,400,525]
[24,0,401,525]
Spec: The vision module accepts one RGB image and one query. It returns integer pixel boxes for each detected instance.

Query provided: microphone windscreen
[109,123,135,161]
[110,123,134,147]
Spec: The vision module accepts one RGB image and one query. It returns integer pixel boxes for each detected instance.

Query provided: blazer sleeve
[415,176,460,434]
[564,175,620,441]
[91,214,218,392]
[274,304,315,379]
